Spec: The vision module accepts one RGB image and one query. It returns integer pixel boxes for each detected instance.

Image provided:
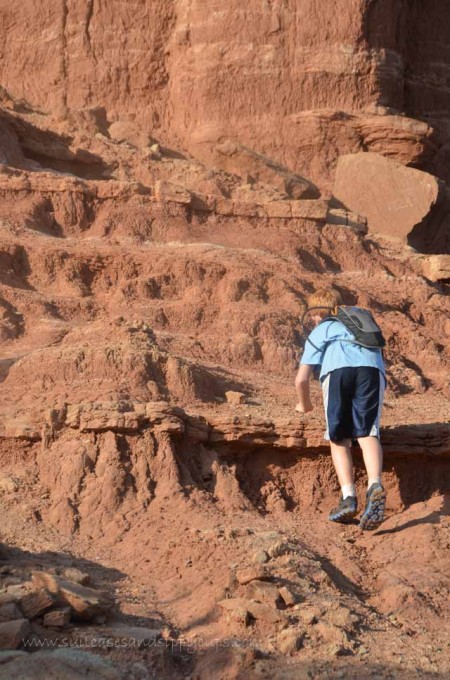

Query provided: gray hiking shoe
[359,483,386,531]
[328,496,358,524]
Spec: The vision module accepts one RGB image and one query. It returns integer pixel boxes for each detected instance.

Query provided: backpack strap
[301,307,335,352]
[303,315,338,353]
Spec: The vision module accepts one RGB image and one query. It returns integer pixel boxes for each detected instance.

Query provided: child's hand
[295,402,313,414]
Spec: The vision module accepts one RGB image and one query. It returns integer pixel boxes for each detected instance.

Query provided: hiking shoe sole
[329,509,358,524]
[359,486,386,531]
[328,500,358,525]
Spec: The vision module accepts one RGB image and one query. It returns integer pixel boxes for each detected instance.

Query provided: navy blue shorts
[321,367,385,443]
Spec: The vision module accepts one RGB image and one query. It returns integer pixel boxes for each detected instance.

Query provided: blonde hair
[307,288,343,318]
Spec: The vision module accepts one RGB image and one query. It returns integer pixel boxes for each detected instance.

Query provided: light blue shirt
[300,319,386,381]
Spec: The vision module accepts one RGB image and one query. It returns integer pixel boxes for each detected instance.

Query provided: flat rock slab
[103,624,162,648]
[0,648,120,679]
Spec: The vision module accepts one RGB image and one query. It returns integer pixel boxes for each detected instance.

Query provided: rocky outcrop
[1,401,448,540]
[3,399,450,454]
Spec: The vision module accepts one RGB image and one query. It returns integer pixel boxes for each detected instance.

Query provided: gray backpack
[305,306,386,352]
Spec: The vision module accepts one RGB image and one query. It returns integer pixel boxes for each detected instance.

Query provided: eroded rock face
[0,2,449,189]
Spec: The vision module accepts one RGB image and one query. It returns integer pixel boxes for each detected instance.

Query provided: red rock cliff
[0,1,449,189]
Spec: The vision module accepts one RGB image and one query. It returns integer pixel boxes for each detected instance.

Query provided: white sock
[367,477,382,489]
[341,484,356,499]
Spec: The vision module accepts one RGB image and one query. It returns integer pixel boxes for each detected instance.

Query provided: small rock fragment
[409,374,426,394]
[252,550,269,564]
[225,391,246,405]
[43,608,71,628]
[108,120,152,148]
[276,627,303,655]
[278,586,297,607]
[297,605,323,625]
[236,566,268,585]
[62,568,91,586]
[422,254,450,282]
[244,580,280,607]
[267,541,291,558]
[315,622,350,648]
[3,585,27,598]
[228,608,250,626]
[218,598,283,623]
[0,477,19,493]
[3,578,22,588]
[149,143,162,159]
[326,605,358,631]
[327,642,350,657]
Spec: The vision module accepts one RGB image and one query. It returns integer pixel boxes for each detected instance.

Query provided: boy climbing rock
[295,288,387,530]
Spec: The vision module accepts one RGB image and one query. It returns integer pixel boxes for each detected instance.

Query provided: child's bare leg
[357,436,383,487]
[328,439,358,521]
[330,439,355,497]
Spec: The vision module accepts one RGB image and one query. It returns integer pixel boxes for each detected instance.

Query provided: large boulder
[333,152,442,245]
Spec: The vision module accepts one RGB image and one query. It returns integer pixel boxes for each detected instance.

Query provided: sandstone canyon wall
[0,1,449,190]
